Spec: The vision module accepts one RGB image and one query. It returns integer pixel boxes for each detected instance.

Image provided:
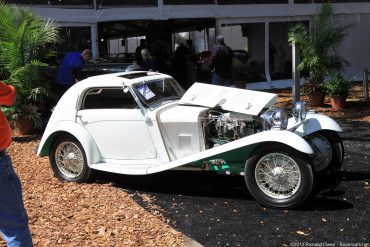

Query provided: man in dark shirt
[140,49,156,72]
[185,39,197,88]
[56,49,92,95]
[135,39,147,68]
[209,36,233,86]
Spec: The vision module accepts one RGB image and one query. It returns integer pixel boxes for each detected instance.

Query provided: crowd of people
[131,36,234,90]
[54,35,235,98]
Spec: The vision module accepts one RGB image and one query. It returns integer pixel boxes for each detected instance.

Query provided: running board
[90,163,153,175]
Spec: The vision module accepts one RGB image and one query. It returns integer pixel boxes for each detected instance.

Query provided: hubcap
[55,141,84,178]
[306,134,332,172]
[255,153,301,199]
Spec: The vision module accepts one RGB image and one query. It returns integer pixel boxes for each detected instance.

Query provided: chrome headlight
[292,101,307,122]
[262,108,288,130]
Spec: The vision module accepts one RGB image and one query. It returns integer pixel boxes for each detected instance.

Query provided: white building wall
[27,3,370,79]
[337,14,370,80]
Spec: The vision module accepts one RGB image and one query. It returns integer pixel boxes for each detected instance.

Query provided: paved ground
[99,121,370,247]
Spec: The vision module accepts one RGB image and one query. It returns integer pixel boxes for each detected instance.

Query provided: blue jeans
[0,153,32,247]
[211,72,231,87]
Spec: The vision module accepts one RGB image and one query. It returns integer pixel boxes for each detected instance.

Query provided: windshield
[133,78,184,107]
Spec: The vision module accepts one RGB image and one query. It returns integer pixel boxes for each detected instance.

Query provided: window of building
[97,0,157,7]
[5,0,94,7]
[217,0,288,4]
[82,88,138,110]
[163,0,214,4]
[295,0,370,3]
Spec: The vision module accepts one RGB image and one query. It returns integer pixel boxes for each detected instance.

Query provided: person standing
[173,43,188,88]
[56,49,92,96]
[0,81,33,247]
[135,39,147,68]
[140,49,156,72]
[209,36,233,86]
[185,39,197,89]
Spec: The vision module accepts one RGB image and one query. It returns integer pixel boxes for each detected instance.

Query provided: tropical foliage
[288,3,350,90]
[0,0,58,120]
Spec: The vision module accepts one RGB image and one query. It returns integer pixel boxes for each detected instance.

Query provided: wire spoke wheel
[255,153,301,199]
[55,141,84,178]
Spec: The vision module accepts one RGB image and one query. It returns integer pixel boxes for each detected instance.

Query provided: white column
[264,21,271,82]
[91,23,99,59]
[292,43,301,103]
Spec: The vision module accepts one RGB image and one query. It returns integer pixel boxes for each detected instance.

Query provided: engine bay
[202,110,264,149]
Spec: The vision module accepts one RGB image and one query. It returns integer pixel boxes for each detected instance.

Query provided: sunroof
[119,72,149,79]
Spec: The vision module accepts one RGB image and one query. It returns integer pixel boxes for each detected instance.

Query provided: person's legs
[212,72,231,87]
[0,154,32,247]
[211,72,222,85]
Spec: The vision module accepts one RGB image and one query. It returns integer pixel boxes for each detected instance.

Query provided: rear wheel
[49,134,92,182]
[245,145,314,209]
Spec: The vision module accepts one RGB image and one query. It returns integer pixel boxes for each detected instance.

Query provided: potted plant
[13,104,42,135]
[0,1,59,134]
[322,74,349,110]
[289,3,350,107]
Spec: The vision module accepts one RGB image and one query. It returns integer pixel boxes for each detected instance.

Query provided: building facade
[8,0,370,81]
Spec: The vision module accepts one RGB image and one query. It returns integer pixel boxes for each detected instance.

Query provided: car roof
[56,71,176,118]
[77,71,174,89]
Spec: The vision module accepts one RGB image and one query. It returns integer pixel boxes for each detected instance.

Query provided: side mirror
[123,86,129,93]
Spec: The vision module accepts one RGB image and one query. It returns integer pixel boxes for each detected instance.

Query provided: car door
[76,87,156,160]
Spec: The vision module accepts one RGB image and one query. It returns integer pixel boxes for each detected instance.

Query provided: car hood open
[178,83,277,116]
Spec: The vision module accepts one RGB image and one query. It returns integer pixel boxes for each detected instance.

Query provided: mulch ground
[1,137,184,246]
[0,82,368,246]
[271,82,370,123]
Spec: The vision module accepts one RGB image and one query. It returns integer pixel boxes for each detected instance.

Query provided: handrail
[348,68,369,101]
[348,70,363,82]
[363,68,369,101]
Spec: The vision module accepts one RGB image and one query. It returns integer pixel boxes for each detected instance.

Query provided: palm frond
[288,2,350,84]
[0,0,59,107]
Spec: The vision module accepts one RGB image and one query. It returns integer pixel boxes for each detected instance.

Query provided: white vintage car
[38,72,343,208]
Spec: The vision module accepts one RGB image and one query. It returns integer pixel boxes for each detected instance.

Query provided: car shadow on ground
[96,170,253,200]
[95,170,355,212]
[340,170,370,181]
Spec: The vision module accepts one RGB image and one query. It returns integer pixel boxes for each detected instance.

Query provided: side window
[82,88,138,110]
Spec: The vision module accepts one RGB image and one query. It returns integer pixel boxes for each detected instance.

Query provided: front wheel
[49,134,92,182]
[245,145,314,209]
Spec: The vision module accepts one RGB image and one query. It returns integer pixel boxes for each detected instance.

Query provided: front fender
[147,130,313,174]
[37,121,101,166]
[288,113,342,137]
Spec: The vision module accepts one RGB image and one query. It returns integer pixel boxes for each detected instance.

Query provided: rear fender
[37,121,101,166]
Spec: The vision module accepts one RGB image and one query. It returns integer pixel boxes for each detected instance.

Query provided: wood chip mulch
[0,137,184,247]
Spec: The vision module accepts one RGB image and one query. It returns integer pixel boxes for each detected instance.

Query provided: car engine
[202,110,263,148]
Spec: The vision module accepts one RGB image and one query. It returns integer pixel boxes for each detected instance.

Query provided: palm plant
[288,3,350,91]
[0,0,58,121]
